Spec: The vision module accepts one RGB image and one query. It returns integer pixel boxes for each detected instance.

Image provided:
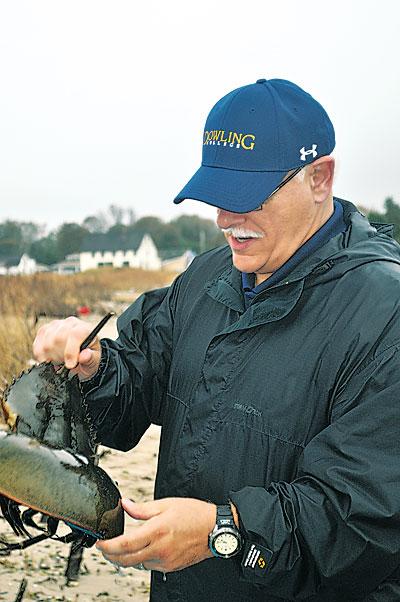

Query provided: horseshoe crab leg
[0,523,97,554]
[0,532,49,554]
[0,495,30,538]
[14,577,27,602]
[21,509,58,535]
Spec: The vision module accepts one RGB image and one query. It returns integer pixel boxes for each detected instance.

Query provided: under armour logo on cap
[300,144,318,161]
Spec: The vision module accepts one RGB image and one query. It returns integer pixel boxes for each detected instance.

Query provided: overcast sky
[0,0,399,231]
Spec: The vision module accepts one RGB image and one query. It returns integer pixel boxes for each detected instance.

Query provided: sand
[0,313,160,602]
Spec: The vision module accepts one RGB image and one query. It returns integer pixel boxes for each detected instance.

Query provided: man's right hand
[33,316,102,381]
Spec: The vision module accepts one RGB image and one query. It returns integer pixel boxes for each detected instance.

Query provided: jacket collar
[205,198,400,322]
[205,263,245,313]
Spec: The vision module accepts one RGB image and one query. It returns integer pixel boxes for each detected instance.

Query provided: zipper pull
[312,260,334,275]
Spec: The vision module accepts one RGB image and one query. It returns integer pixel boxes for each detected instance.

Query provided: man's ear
[309,156,335,203]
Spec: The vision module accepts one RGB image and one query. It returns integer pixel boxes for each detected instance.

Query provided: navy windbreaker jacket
[84,200,400,601]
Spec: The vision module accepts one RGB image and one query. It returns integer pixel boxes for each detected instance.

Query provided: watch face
[214,532,239,556]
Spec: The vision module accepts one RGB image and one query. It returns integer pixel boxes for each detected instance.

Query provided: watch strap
[216,504,235,526]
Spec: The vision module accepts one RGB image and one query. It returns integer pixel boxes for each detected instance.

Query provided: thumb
[78,347,96,365]
[73,347,101,380]
[121,498,163,520]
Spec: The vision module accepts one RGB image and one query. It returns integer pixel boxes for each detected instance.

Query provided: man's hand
[33,316,102,380]
[97,498,216,573]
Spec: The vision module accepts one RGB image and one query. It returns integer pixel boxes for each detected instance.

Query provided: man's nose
[216,209,246,229]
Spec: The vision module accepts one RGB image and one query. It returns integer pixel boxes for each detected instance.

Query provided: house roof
[80,232,146,253]
[0,255,22,268]
[158,248,185,260]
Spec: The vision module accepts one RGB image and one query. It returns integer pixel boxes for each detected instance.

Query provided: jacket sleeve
[82,279,180,451]
[230,342,400,600]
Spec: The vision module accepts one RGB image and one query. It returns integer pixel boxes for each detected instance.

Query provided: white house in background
[53,234,162,274]
[0,253,47,275]
[81,234,161,271]
[52,254,81,274]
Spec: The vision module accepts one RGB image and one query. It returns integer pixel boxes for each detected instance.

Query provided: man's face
[216,167,333,285]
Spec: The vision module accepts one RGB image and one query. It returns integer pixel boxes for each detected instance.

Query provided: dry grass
[0,315,36,392]
[0,268,177,419]
[0,268,175,318]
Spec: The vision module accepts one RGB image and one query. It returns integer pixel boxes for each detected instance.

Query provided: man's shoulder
[351,252,400,287]
[185,245,231,277]
[334,254,400,324]
[174,245,232,298]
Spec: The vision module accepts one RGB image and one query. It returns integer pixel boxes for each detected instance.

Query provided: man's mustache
[219,227,264,239]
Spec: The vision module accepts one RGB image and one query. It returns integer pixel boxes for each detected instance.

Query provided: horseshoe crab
[0,313,124,553]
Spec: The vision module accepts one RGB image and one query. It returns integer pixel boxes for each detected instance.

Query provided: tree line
[363,197,400,242]
[0,206,225,266]
[1,197,399,267]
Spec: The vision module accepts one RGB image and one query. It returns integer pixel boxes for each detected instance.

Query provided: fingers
[33,319,69,364]
[99,547,158,571]
[121,498,163,520]
[97,497,216,573]
[32,317,102,377]
[97,532,162,572]
[33,317,84,365]
[63,323,92,368]
[96,523,153,560]
[97,501,165,569]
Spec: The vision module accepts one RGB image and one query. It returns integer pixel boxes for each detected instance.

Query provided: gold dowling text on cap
[203,130,255,150]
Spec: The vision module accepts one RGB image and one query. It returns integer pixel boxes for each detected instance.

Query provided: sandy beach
[0,314,160,602]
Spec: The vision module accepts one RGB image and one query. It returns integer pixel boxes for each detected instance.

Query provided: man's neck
[255,200,335,286]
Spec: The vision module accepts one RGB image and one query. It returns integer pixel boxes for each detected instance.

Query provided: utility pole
[199,230,206,253]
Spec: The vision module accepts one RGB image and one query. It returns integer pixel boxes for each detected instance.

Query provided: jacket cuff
[230,488,275,584]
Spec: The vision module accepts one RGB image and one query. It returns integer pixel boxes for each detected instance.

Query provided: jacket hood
[298,198,400,288]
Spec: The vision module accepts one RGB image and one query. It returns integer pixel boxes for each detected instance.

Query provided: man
[33,79,400,600]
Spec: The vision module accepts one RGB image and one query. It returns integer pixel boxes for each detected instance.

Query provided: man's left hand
[96,497,216,573]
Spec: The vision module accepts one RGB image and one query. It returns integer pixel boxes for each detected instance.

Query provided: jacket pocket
[173,393,305,500]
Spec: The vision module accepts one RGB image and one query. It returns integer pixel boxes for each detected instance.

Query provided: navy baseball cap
[174,78,335,213]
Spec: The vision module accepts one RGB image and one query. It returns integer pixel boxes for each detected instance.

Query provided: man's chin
[231,254,274,280]
[231,254,259,274]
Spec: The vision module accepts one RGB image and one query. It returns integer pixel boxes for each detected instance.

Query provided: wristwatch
[208,504,242,558]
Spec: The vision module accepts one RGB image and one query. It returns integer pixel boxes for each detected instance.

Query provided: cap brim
[173,165,286,213]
